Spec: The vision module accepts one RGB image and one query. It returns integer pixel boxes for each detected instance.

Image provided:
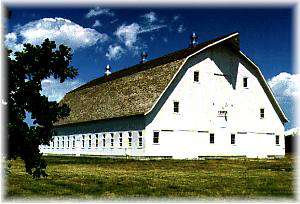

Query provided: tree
[7,39,78,178]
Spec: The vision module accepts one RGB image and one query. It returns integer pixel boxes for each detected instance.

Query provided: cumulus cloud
[268,72,300,98]
[141,11,157,23]
[115,23,140,48]
[105,45,125,60]
[5,17,108,53]
[268,72,300,129]
[92,20,102,27]
[4,32,24,52]
[41,77,84,102]
[86,7,114,18]
[114,22,166,51]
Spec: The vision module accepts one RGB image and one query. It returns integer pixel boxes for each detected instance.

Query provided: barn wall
[40,115,147,156]
[144,45,285,158]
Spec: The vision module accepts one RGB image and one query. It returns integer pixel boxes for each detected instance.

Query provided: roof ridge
[68,31,239,94]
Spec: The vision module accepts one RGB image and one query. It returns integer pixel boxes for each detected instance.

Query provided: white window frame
[260,108,265,119]
[173,101,179,114]
[119,133,123,148]
[193,71,200,83]
[231,133,236,145]
[110,133,114,148]
[153,131,160,145]
[243,77,248,88]
[128,132,132,148]
[72,136,76,149]
[209,133,215,144]
[275,135,280,145]
[95,134,99,148]
[102,133,106,148]
[82,135,85,149]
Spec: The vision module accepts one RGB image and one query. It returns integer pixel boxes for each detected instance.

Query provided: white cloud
[105,45,125,60]
[268,72,300,98]
[41,77,84,102]
[86,7,114,18]
[177,24,185,33]
[4,32,24,52]
[114,22,166,50]
[114,23,141,48]
[92,20,102,27]
[5,17,108,53]
[268,72,299,129]
[141,12,157,23]
[139,24,167,33]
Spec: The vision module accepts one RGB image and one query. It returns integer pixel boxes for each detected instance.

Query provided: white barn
[40,32,288,159]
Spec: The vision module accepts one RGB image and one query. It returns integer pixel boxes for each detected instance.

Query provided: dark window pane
[276,135,280,145]
[243,77,248,87]
[174,101,179,113]
[194,71,199,82]
[231,134,235,144]
[260,108,265,118]
[153,132,159,143]
[210,134,214,144]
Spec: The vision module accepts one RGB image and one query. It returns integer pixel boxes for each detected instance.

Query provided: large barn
[40,32,288,159]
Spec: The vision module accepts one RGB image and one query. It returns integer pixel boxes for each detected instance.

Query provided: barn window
[103,134,106,147]
[231,134,236,144]
[119,133,123,147]
[139,137,143,147]
[67,136,70,148]
[276,135,280,145]
[111,133,114,147]
[194,71,199,82]
[139,131,142,136]
[153,131,159,144]
[62,141,64,148]
[96,134,99,147]
[57,140,59,148]
[210,133,214,144]
[173,101,179,113]
[73,136,75,148]
[260,108,265,119]
[82,135,85,148]
[128,132,132,147]
[88,135,92,148]
[243,77,248,88]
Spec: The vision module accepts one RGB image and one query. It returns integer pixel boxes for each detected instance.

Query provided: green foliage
[7,39,78,178]
[6,156,294,199]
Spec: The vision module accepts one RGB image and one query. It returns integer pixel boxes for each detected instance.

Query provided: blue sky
[5,6,298,129]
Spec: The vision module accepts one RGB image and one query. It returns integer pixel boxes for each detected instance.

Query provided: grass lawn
[5,155,295,200]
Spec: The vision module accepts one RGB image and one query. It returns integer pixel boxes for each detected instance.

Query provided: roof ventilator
[189,32,198,47]
[105,64,111,76]
[140,51,148,64]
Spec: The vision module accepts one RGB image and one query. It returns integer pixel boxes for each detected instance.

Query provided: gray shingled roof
[55,32,287,126]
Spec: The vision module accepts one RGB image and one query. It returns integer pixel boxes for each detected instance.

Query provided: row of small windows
[193,71,249,88]
[51,131,144,149]
[173,100,266,119]
[209,133,280,145]
[45,131,280,149]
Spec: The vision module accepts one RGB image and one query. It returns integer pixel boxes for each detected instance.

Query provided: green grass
[5,155,295,200]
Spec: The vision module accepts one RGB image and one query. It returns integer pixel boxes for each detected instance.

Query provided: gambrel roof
[55,32,288,126]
